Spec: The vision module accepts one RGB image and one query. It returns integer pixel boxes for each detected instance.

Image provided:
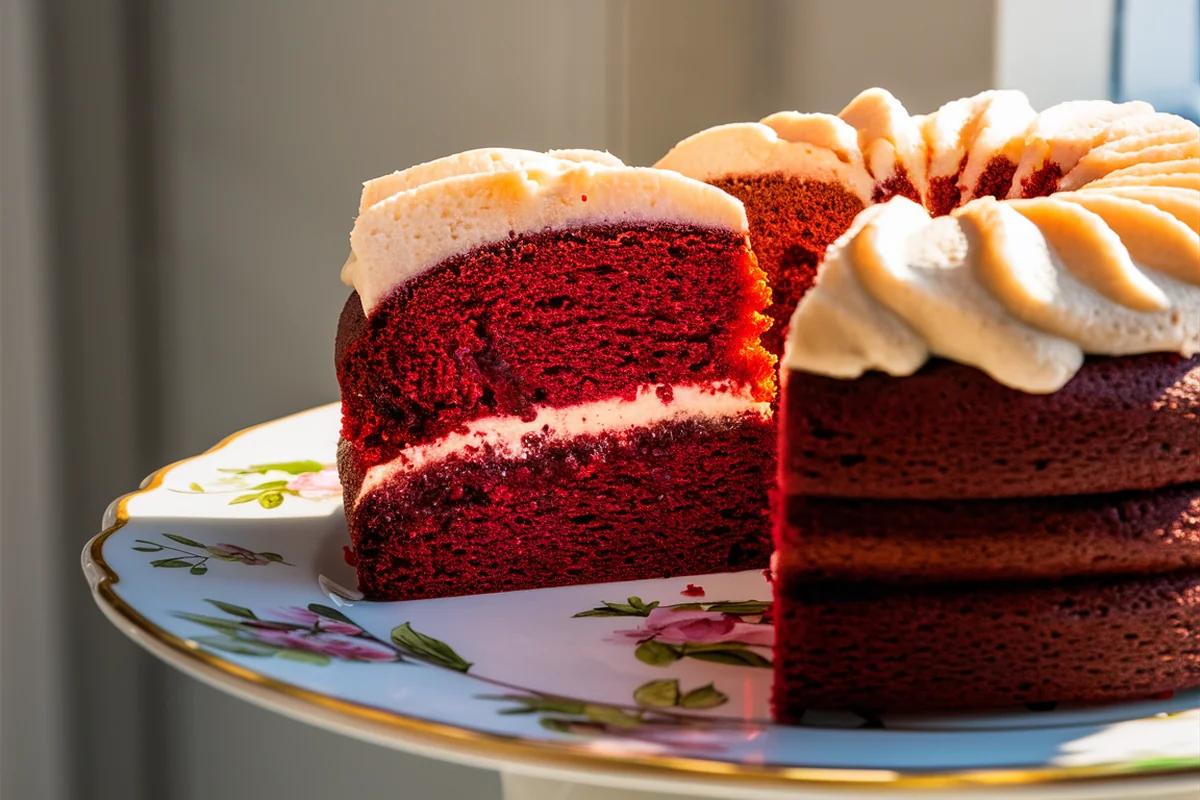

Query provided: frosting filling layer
[356,383,771,503]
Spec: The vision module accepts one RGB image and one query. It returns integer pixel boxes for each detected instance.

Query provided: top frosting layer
[712,90,1200,393]
[784,188,1200,393]
[342,150,748,314]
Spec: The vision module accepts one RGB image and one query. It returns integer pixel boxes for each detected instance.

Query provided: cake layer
[781,353,1200,499]
[772,571,1200,715]
[777,484,1200,583]
[706,174,865,356]
[337,224,774,465]
[344,161,748,314]
[342,413,775,601]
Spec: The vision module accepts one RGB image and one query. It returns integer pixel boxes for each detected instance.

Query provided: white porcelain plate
[83,404,1200,799]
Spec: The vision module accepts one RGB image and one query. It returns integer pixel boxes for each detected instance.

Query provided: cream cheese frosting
[354,383,771,505]
[784,193,1200,393]
[343,156,748,315]
[357,148,623,213]
[653,118,874,202]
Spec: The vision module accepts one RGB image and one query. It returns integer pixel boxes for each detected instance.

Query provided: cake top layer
[784,185,1200,393]
[342,150,749,314]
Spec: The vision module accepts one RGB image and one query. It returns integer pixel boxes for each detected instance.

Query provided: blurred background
[2,1,1197,798]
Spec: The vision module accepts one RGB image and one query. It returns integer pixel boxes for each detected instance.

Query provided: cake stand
[82,405,1200,799]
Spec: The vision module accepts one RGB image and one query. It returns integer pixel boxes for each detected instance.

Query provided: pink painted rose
[263,606,364,636]
[286,466,342,499]
[618,608,773,647]
[253,628,398,662]
[207,543,269,565]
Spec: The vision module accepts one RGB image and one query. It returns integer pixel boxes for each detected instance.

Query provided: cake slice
[336,150,776,600]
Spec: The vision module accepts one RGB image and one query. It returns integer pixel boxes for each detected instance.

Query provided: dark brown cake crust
[777,484,1200,583]
[782,354,1200,500]
[772,571,1200,715]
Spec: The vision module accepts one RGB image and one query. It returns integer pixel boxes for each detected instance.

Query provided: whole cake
[766,97,1200,713]
[336,148,776,600]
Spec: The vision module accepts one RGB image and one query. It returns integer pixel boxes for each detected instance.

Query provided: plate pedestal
[500,774,716,800]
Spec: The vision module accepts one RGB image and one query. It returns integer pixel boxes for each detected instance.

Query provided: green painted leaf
[188,482,205,492]
[390,622,472,672]
[251,480,290,490]
[173,613,247,634]
[702,601,771,616]
[258,492,284,509]
[189,565,208,576]
[634,639,681,667]
[238,460,325,476]
[679,683,728,709]
[670,602,704,611]
[206,600,257,619]
[191,635,280,657]
[523,698,586,715]
[308,603,354,625]
[1130,756,1200,772]
[477,694,586,716]
[151,558,192,568]
[583,704,641,727]
[602,601,642,615]
[164,533,205,548]
[571,609,626,618]
[633,679,679,708]
[497,707,537,715]
[539,717,574,734]
[260,552,286,563]
[229,493,259,505]
[276,649,331,666]
[683,644,772,669]
[132,546,162,553]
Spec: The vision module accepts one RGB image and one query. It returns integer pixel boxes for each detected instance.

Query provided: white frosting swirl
[785,192,1200,393]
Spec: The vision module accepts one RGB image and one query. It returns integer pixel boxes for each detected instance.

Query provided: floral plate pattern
[83,404,1200,799]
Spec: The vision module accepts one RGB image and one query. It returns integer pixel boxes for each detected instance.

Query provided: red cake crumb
[926,175,962,217]
[972,156,1019,201]
[1018,162,1064,198]
[870,167,922,205]
[342,546,358,567]
[681,583,705,597]
[707,174,864,357]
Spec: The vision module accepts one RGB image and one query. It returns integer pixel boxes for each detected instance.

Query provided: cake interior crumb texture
[338,223,776,600]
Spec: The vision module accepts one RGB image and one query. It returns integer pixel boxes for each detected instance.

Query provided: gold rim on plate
[83,405,1200,793]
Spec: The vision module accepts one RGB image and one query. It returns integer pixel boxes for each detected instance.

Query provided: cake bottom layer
[344,413,774,600]
[772,572,1200,717]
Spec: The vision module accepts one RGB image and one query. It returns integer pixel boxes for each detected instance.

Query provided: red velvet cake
[759,93,1200,714]
[336,149,776,600]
